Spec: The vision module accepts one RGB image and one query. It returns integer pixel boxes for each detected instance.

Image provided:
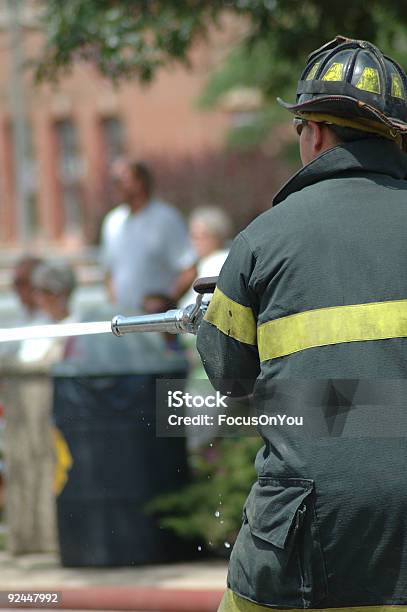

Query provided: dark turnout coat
[197,138,407,608]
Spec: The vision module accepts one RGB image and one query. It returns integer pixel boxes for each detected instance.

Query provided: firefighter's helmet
[278,36,407,141]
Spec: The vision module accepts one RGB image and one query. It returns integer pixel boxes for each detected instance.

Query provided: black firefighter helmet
[278,36,407,145]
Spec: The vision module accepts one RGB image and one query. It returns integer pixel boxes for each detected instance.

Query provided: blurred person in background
[12,255,44,324]
[181,207,233,449]
[181,206,232,308]
[190,206,232,275]
[100,158,197,312]
[18,261,77,365]
[0,255,44,358]
[31,262,77,324]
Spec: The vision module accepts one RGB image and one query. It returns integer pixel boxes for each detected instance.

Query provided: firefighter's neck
[300,121,340,166]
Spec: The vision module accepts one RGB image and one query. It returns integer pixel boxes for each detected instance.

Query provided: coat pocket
[228,477,328,608]
[245,477,314,549]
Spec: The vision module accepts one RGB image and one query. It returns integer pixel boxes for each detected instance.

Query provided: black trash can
[52,320,189,567]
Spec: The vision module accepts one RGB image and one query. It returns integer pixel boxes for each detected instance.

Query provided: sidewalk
[0,552,227,611]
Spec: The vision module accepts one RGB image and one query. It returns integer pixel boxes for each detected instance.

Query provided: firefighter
[197,36,407,610]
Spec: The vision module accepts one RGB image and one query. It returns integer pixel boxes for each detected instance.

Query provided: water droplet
[209,443,213,447]
[197,545,202,552]
[224,541,231,549]
[214,510,220,517]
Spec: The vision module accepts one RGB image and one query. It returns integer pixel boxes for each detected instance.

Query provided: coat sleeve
[196,232,260,396]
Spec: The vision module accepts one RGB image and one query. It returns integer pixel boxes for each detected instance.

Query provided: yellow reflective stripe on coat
[258,299,407,362]
[218,588,407,611]
[204,287,257,345]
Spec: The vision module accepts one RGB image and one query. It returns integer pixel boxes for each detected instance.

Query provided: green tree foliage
[36,0,223,82]
[37,0,407,89]
[37,1,407,150]
[199,3,407,148]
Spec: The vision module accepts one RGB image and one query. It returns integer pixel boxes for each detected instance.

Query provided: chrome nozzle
[111,310,184,336]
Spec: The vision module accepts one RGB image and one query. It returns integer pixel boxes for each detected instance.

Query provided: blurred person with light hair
[31,262,77,324]
[190,206,232,265]
[181,206,233,308]
[182,206,234,449]
[18,261,77,365]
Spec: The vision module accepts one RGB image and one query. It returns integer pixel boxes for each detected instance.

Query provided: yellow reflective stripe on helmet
[204,287,257,346]
[322,62,344,81]
[355,66,381,94]
[258,299,407,362]
[391,73,404,99]
[306,61,320,80]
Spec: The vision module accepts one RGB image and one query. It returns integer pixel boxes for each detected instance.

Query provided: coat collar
[273,138,407,206]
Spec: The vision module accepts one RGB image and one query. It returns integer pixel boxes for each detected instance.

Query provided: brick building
[0,3,234,251]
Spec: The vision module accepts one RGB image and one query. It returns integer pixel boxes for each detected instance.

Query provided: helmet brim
[277,95,407,133]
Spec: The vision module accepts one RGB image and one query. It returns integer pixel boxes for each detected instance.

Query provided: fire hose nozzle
[111,315,129,337]
[111,276,217,338]
[111,310,184,336]
[111,303,204,337]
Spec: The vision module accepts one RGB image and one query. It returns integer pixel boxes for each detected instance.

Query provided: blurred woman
[18,261,77,365]
[181,206,233,308]
[31,262,76,324]
[181,207,233,449]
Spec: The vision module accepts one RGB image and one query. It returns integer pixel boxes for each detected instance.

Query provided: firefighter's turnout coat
[197,138,407,609]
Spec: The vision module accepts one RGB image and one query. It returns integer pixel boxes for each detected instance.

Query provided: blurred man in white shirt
[101,159,196,311]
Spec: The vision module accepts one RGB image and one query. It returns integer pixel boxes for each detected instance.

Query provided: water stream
[0,320,112,344]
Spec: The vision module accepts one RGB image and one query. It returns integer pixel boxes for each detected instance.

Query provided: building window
[7,120,39,237]
[24,122,39,235]
[55,119,84,232]
[101,117,125,164]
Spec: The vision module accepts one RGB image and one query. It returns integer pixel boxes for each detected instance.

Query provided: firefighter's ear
[308,121,324,152]
[299,120,327,165]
